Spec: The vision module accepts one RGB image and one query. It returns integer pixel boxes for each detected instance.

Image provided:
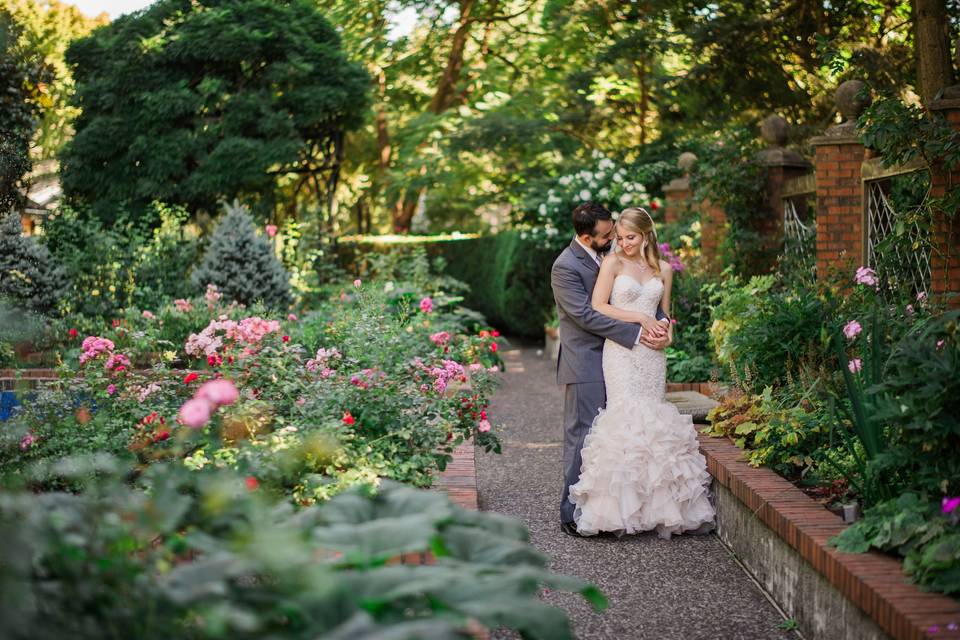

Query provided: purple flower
[942,496,960,514]
[106,384,116,396]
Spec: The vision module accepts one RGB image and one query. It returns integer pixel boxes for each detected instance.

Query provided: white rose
[613,173,624,183]
[595,171,605,181]
[559,176,572,186]
[599,187,610,199]
[384,281,395,293]
[619,193,631,205]
[579,189,591,201]
[538,204,547,216]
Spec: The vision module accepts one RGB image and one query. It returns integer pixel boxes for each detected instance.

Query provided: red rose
[282,335,290,343]
[342,411,356,426]
[492,330,500,337]
[650,201,660,210]
[490,342,498,352]
[245,476,259,491]
[207,354,218,367]
[68,328,78,338]
[154,430,170,442]
[183,372,199,384]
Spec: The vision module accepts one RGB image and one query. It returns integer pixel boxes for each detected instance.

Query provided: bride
[569,207,715,538]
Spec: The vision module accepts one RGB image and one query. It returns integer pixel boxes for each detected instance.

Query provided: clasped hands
[638,314,671,350]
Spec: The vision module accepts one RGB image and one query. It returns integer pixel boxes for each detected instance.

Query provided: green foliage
[0,213,66,315]
[709,271,777,370]
[0,8,53,213]
[191,201,292,310]
[43,203,201,320]
[867,311,960,497]
[0,457,603,639]
[61,0,369,222]
[691,127,771,274]
[832,493,960,595]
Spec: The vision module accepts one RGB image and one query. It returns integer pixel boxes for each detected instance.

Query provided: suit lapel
[569,238,601,274]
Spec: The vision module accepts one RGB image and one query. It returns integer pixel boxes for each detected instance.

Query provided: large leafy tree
[60,0,370,226]
[0,8,53,214]
[0,0,106,160]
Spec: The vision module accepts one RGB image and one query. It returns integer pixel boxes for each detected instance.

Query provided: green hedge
[336,232,560,338]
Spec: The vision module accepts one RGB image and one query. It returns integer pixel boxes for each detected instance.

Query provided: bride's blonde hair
[617,207,661,275]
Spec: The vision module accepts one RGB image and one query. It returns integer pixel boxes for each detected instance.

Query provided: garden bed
[699,433,959,640]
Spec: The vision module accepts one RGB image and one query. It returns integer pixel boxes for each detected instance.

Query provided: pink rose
[19,433,35,450]
[353,279,362,288]
[174,299,193,313]
[265,224,278,237]
[854,266,878,287]
[478,419,492,433]
[196,379,239,407]
[288,313,298,321]
[906,304,914,315]
[419,297,434,314]
[106,384,116,396]
[179,397,213,428]
[848,358,862,373]
[142,310,155,320]
[843,320,862,339]
[917,291,927,302]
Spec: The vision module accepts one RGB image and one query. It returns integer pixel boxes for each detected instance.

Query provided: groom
[551,202,670,536]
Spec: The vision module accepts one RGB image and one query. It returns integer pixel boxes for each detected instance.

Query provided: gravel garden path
[478,342,798,640]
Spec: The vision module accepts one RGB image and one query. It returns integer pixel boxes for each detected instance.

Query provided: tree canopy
[60,0,370,224]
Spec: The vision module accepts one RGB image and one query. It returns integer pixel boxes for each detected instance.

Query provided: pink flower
[295,397,306,406]
[936,339,946,350]
[419,297,434,313]
[917,291,927,302]
[943,496,960,514]
[265,224,278,237]
[19,433,35,450]
[288,313,298,321]
[854,266,878,287]
[142,310,155,320]
[906,304,914,315]
[353,279,362,288]
[430,331,451,347]
[106,384,116,395]
[478,419,492,433]
[848,358,862,373]
[174,299,193,313]
[488,366,499,373]
[205,284,222,307]
[196,379,239,407]
[179,397,213,428]
[843,320,862,339]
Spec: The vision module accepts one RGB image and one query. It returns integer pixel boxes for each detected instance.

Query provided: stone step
[665,390,719,423]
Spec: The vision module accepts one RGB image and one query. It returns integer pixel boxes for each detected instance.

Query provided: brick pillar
[809,80,872,278]
[661,152,697,225]
[755,115,813,273]
[928,95,960,306]
[700,199,727,270]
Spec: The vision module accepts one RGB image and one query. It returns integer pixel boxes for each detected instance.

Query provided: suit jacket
[550,239,667,385]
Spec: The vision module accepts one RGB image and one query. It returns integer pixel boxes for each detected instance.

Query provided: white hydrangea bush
[518,151,671,249]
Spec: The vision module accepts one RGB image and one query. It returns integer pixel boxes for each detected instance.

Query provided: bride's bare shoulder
[600,252,622,272]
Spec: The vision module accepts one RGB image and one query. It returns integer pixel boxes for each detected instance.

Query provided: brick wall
[699,198,728,271]
[811,138,866,276]
[662,180,691,225]
[929,98,960,307]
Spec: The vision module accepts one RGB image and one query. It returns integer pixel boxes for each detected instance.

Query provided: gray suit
[551,238,667,523]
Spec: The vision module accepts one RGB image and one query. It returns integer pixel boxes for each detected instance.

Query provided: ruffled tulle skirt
[569,391,716,539]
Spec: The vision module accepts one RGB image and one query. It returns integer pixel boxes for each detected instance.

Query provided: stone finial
[760,115,789,148]
[835,79,871,124]
[677,152,697,173]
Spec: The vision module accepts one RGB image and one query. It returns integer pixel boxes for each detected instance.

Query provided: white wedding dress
[569,275,715,538]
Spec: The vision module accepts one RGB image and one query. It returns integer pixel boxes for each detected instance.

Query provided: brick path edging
[698,434,959,640]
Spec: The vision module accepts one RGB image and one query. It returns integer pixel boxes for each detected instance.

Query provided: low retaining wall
[699,434,959,640]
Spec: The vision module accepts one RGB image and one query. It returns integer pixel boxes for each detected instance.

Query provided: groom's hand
[640,329,670,351]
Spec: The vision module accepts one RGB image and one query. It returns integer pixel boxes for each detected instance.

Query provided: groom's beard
[591,239,614,255]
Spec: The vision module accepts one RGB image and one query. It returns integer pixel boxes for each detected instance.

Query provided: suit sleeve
[551,260,640,349]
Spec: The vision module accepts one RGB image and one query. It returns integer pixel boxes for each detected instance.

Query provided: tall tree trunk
[428,0,477,115]
[376,70,391,170]
[913,0,956,103]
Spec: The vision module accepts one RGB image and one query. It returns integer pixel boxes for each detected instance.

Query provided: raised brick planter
[699,434,959,640]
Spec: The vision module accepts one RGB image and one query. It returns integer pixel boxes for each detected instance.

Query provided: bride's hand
[635,313,667,337]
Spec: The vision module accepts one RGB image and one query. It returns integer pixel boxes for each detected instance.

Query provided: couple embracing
[551,202,715,538]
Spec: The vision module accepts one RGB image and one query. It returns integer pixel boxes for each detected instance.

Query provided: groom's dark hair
[572,202,613,236]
